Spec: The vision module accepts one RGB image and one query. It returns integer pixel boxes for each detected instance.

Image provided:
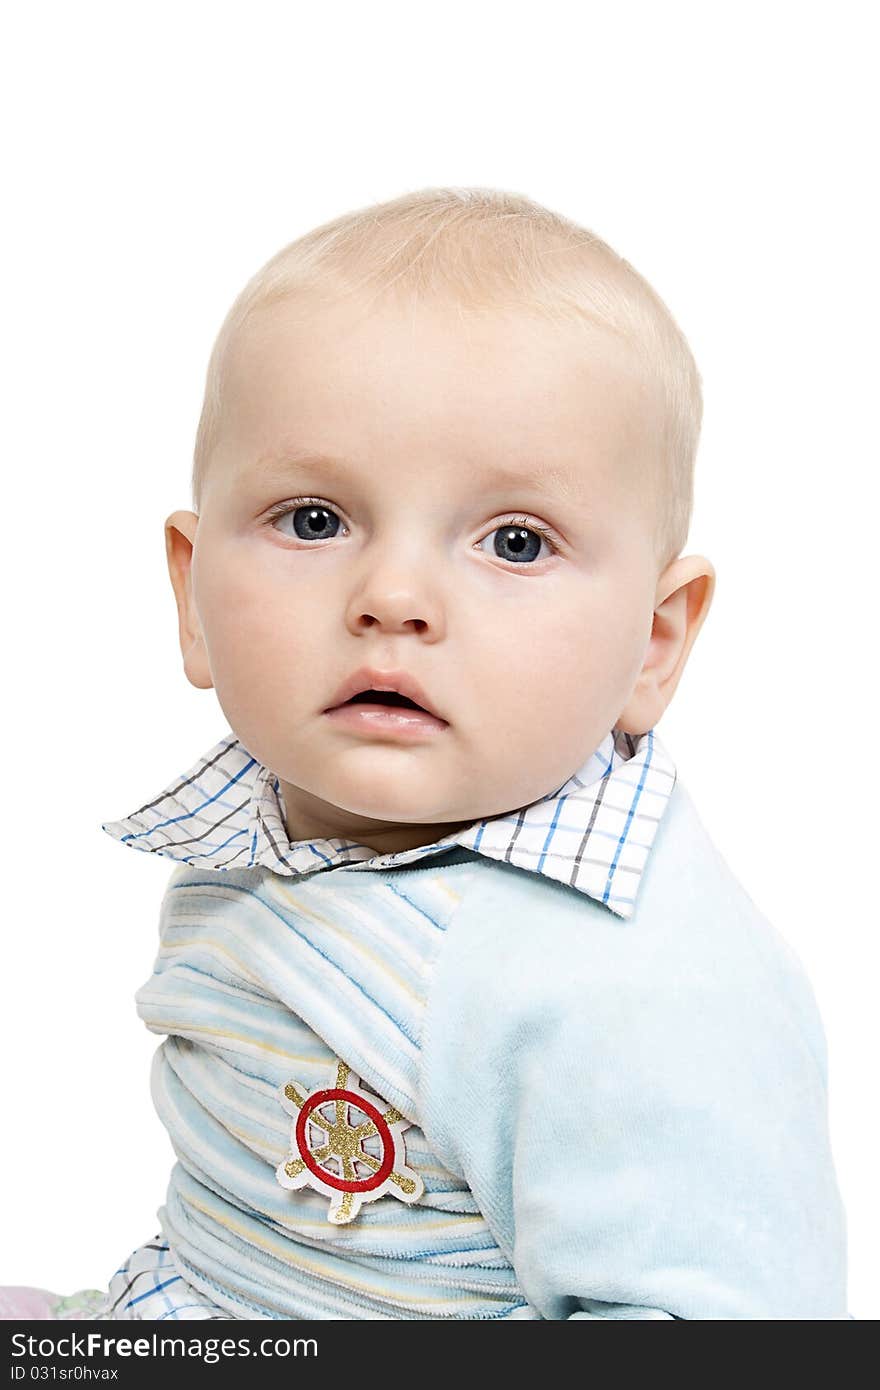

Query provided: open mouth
[324,687,448,736]
[339,690,428,711]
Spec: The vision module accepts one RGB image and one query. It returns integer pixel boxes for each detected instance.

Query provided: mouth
[332,689,430,713]
[323,668,447,723]
[323,688,449,739]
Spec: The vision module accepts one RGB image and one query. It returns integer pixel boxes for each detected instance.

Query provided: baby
[2,187,849,1320]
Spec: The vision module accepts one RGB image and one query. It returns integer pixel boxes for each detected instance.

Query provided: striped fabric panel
[101,726,677,920]
[130,858,539,1317]
[163,1171,532,1320]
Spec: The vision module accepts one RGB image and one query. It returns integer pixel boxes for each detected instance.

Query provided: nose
[343,554,445,639]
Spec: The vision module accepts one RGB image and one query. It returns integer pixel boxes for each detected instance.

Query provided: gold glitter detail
[344,1151,417,1194]
[317,1099,374,1167]
[283,1141,331,1179]
[281,1062,422,1219]
[341,1149,417,1195]
[305,1108,330,1134]
[331,1123,362,1160]
[330,1191,355,1224]
[390,1171,417,1195]
[352,1105,401,1141]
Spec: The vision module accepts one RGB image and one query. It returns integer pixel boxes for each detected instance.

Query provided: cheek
[193,541,321,693]
[476,587,623,734]
[512,583,625,679]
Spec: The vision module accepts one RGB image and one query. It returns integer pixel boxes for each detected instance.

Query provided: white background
[1,1,876,1319]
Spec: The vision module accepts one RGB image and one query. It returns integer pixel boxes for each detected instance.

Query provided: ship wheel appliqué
[275,1060,424,1224]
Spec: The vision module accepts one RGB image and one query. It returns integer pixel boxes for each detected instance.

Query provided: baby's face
[177,291,668,855]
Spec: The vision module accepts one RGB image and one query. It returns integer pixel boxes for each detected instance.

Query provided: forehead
[217,292,658,500]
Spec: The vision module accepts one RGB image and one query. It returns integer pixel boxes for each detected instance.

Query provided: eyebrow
[249,448,582,498]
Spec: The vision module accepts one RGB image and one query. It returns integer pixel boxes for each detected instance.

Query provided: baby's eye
[477,519,557,565]
[266,500,558,564]
[270,501,345,542]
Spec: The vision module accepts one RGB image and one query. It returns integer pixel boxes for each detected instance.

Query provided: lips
[324,666,446,722]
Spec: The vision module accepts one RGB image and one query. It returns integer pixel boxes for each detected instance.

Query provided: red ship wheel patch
[275,1060,424,1224]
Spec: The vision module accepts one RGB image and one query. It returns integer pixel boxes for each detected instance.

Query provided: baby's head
[166,187,714,855]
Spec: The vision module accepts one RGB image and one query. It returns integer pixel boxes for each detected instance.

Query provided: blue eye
[269,501,344,541]
[478,519,557,564]
[266,499,558,564]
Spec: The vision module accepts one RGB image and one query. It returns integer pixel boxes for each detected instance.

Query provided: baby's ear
[165,510,214,690]
[616,554,716,735]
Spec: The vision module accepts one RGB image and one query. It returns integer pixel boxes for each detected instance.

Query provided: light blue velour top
[101,727,850,1319]
[418,775,849,1319]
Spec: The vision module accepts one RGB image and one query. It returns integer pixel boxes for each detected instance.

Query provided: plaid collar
[101,726,676,920]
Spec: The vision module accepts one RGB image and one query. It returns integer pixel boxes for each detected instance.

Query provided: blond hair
[192,186,702,569]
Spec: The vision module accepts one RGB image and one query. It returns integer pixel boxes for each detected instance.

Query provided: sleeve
[418,872,850,1320]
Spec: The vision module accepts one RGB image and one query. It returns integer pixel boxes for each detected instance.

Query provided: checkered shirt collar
[101,725,676,920]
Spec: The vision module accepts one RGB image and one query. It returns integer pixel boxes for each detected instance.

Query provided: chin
[331,786,458,825]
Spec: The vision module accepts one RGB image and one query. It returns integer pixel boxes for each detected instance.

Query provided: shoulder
[445,778,819,987]
[425,777,829,1081]
[429,778,736,995]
